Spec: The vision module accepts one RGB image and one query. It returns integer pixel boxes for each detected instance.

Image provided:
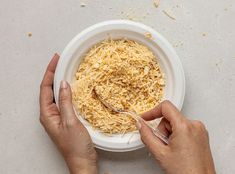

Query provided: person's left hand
[39,54,97,174]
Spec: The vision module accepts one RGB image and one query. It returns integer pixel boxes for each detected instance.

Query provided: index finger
[141,100,183,124]
[39,54,60,109]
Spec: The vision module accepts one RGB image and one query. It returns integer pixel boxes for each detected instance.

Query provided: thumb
[59,80,77,123]
[137,120,167,157]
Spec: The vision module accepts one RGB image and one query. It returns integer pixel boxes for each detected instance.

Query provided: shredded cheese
[72,39,165,134]
[153,0,160,8]
[145,32,152,39]
[163,10,176,20]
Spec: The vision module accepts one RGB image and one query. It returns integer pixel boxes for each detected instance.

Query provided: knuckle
[156,149,167,160]
[180,120,192,132]
[63,118,77,127]
[59,94,69,105]
[193,120,206,130]
[205,129,209,138]
[40,82,44,90]
[162,100,174,111]
[162,100,171,107]
[191,121,209,137]
[140,136,148,144]
[140,132,148,143]
[39,116,45,125]
[140,132,152,145]
[152,147,168,162]
[141,139,153,151]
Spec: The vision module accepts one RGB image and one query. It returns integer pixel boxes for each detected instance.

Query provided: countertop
[0,0,235,173]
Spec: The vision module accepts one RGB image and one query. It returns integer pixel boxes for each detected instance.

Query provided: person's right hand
[137,101,216,174]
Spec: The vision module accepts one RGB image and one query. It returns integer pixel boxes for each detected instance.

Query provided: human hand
[39,54,97,174]
[137,101,215,174]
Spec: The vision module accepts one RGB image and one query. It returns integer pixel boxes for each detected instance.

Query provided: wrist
[66,157,98,174]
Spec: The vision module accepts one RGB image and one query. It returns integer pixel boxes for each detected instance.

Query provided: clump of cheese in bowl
[72,39,165,134]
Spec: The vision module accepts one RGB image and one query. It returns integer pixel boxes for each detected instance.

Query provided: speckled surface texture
[0,0,235,173]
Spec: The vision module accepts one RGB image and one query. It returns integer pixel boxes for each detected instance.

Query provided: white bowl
[54,20,185,152]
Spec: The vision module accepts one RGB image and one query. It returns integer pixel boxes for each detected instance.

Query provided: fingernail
[54,53,59,57]
[136,120,142,130]
[60,80,68,89]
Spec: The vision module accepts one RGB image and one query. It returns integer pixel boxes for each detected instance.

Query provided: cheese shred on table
[72,39,165,134]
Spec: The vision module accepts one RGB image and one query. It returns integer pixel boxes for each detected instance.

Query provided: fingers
[157,118,171,137]
[137,120,167,157]
[59,80,78,124]
[40,53,60,109]
[141,100,183,125]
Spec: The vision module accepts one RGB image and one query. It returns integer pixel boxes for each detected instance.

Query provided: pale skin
[40,54,216,174]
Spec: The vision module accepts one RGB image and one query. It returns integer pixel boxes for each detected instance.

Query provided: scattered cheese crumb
[163,10,176,20]
[127,15,134,20]
[80,2,86,7]
[145,32,152,39]
[28,32,32,37]
[120,10,150,22]
[202,33,207,37]
[153,0,160,8]
[173,44,178,47]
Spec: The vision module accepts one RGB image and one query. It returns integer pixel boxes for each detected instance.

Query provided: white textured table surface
[0,0,235,173]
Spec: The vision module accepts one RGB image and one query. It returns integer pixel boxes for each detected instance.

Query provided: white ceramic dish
[54,20,185,152]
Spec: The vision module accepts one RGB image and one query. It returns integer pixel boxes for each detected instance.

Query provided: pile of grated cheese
[72,39,165,134]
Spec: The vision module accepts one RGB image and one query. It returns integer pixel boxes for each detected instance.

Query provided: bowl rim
[54,20,185,152]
